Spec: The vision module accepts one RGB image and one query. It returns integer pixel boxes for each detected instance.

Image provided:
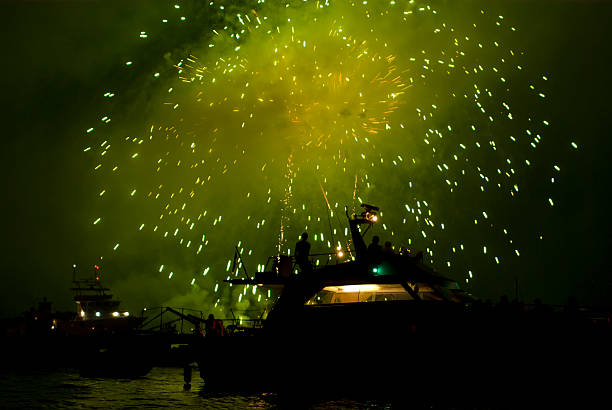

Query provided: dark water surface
[2,365,597,409]
[0,367,403,409]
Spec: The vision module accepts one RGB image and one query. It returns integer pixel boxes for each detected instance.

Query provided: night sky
[1,0,611,319]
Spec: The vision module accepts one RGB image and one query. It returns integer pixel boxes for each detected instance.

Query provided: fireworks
[83,0,563,315]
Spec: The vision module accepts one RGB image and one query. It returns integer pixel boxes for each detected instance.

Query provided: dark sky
[1,0,611,318]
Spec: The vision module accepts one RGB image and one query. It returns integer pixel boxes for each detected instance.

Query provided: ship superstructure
[65,265,141,336]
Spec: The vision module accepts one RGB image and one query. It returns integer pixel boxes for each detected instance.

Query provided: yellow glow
[324,284,381,293]
[112,311,119,317]
[84,1,554,297]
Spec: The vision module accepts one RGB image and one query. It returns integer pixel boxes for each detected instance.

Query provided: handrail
[138,306,267,335]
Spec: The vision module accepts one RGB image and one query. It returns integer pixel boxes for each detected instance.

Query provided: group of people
[367,235,394,257]
[195,314,225,337]
[293,232,396,273]
[366,235,396,265]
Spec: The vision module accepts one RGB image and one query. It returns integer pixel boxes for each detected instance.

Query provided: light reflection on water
[0,367,392,409]
[0,367,265,409]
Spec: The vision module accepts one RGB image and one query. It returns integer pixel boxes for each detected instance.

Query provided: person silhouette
[383,241,394,255]
[368,235,382,263]
[205,314,224,337]
[294,232,311,273]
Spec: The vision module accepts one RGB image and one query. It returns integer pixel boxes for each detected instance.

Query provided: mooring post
[183,363,192,390]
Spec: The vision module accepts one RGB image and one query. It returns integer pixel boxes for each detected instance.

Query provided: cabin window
[306,284,413,305]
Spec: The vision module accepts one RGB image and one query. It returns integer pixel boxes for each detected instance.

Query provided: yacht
[196,205,483,392]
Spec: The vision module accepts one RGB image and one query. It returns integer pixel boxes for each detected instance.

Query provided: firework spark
[84,0,561,316]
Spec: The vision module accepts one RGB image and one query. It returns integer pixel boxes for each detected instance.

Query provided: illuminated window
[306,284,413,305]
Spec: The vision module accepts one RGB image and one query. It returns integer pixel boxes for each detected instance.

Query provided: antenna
[319,182,335,248]
[347,203,380,262]
[231,246,251,281]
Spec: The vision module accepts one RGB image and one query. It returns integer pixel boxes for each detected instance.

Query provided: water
[0,367,396,409]
[2,365,587,409]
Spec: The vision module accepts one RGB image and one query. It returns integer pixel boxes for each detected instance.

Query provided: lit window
[306,284,413,304]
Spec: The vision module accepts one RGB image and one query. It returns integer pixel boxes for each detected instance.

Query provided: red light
[96,276,100,281]
[94,265,100,270]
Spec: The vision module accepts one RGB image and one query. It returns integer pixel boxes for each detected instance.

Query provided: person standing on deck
[294,232,312,273]
[383,241,394,255]
[367,235,383,263]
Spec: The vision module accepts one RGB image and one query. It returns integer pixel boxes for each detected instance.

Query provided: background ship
[1,265,156,377]
[63,264,143,337]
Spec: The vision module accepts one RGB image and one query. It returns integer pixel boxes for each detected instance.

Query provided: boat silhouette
[193,204,611,400]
